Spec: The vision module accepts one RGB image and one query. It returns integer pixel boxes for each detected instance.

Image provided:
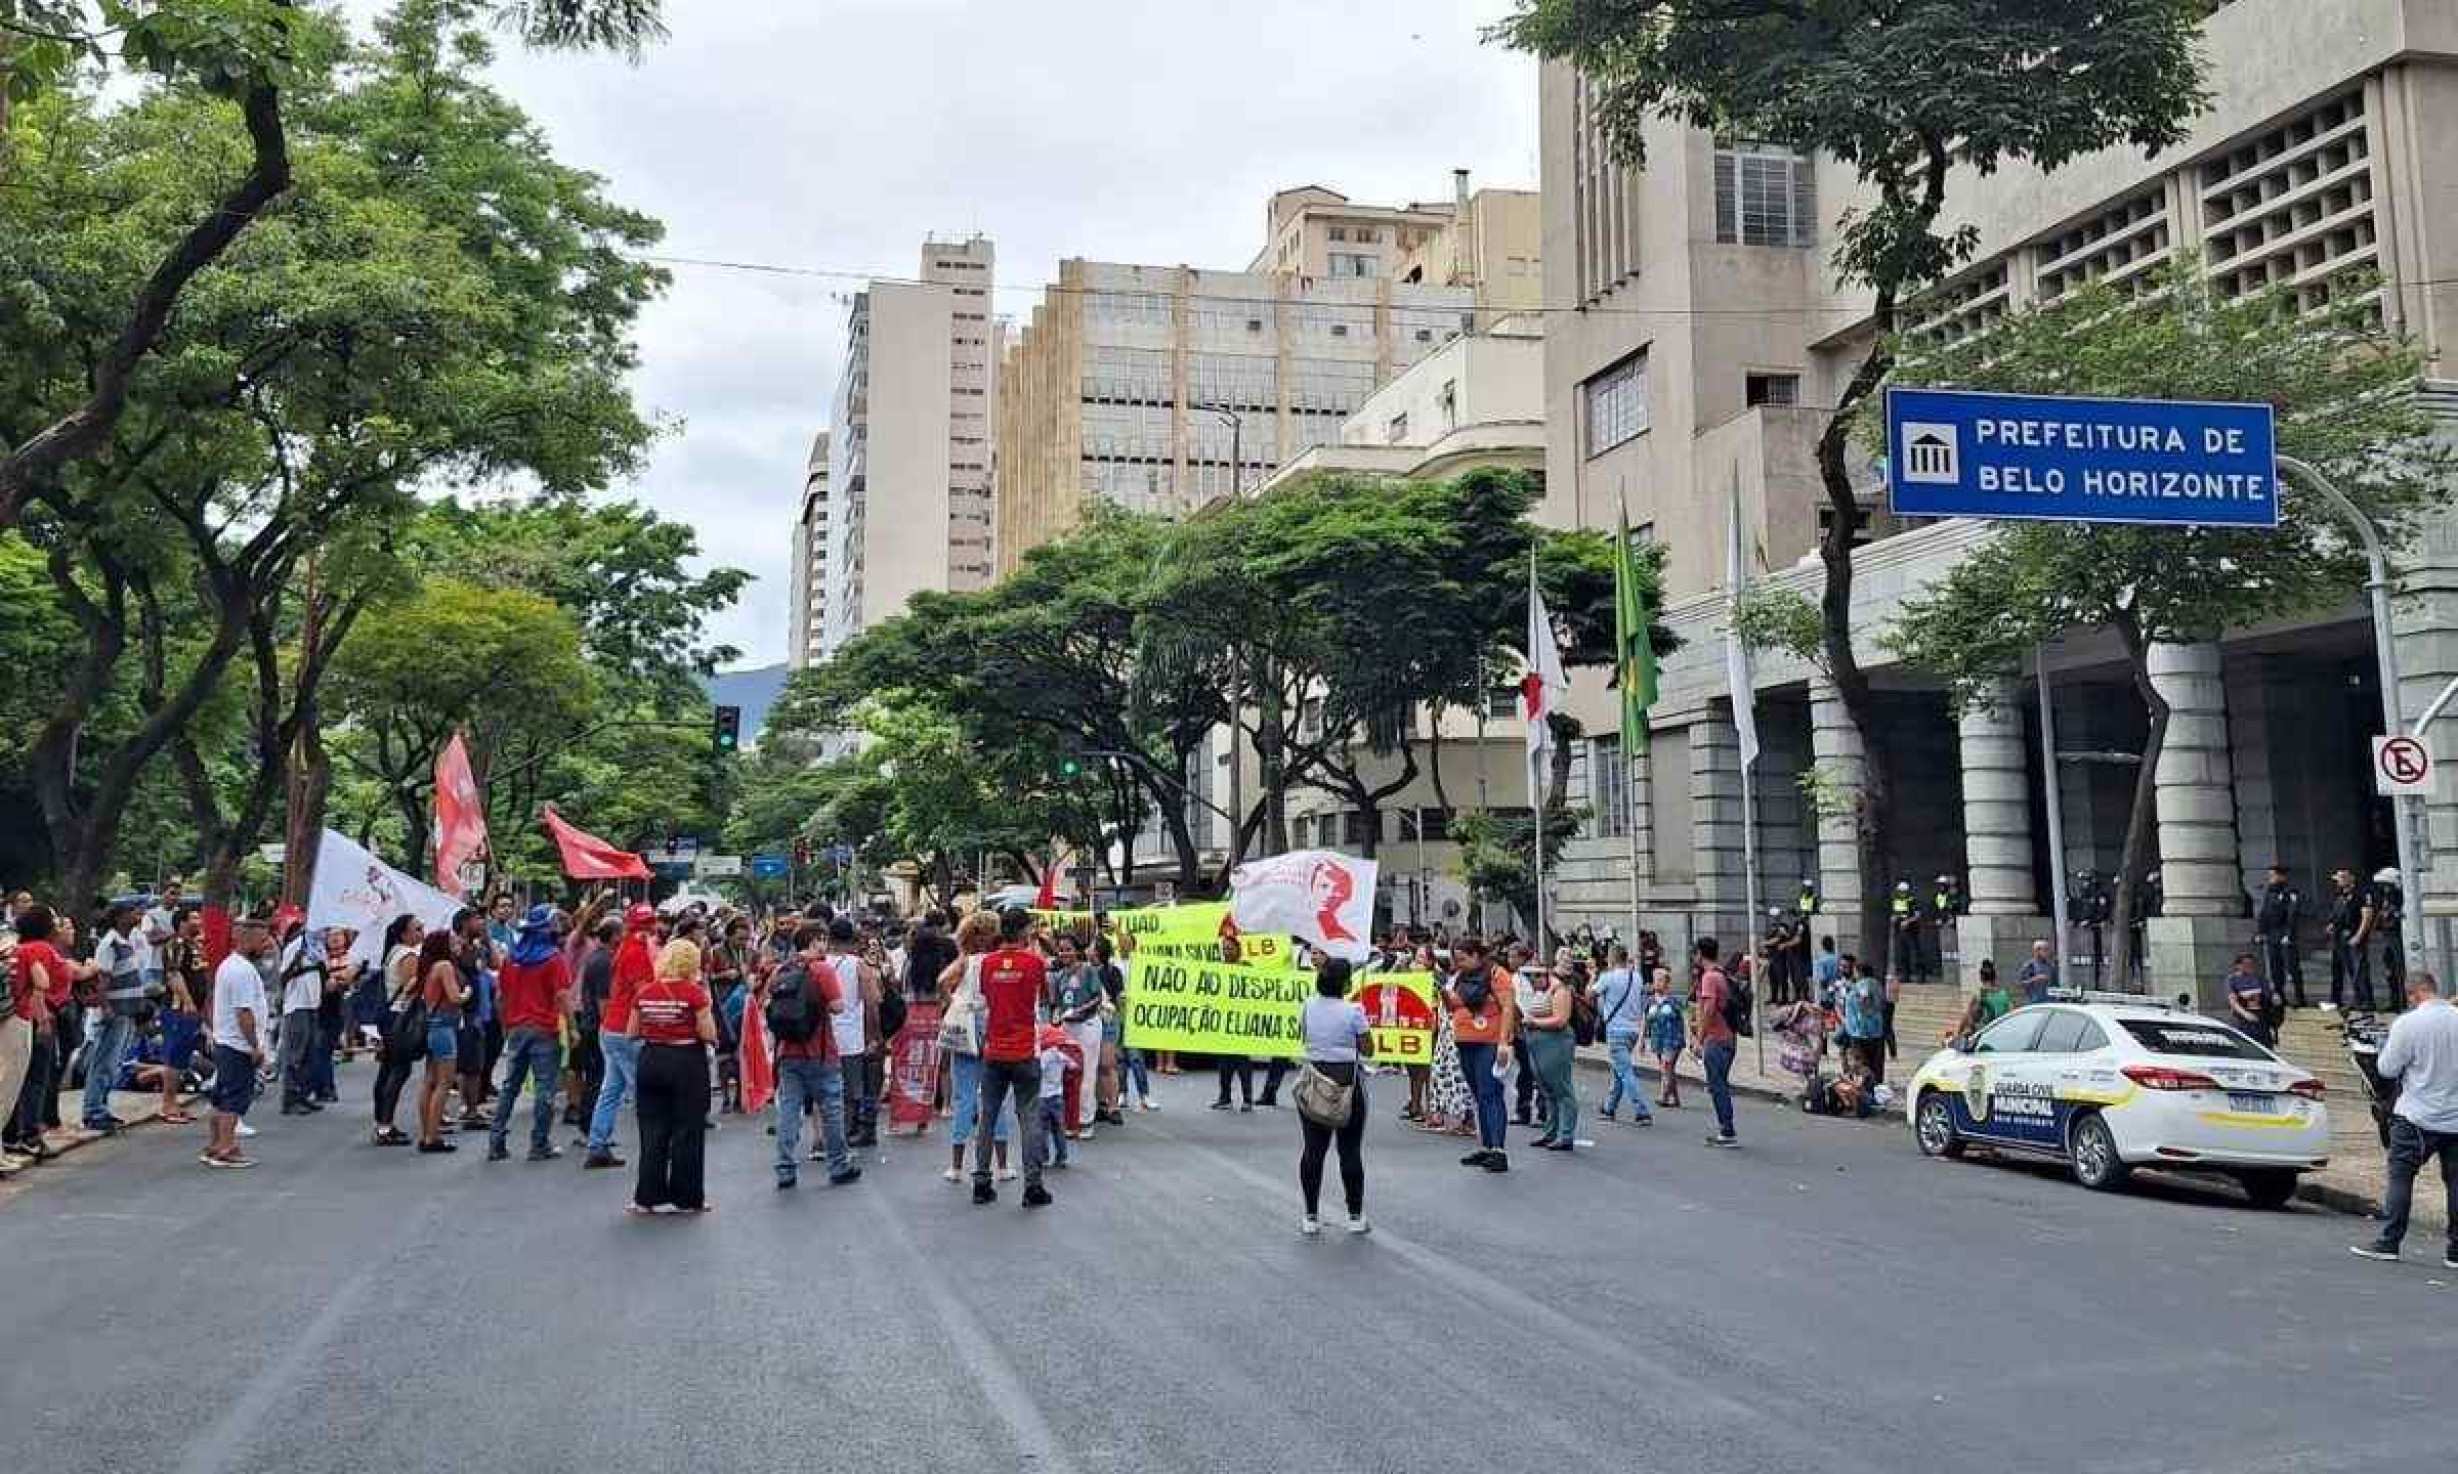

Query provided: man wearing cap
[584,904,660,1169]
[490,905,573,1162]
[203,914,273,1169]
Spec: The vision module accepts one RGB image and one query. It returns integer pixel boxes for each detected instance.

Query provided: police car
[1906,993,2330,1208]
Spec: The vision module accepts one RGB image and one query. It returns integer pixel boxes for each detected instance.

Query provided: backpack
[1453,966,1494,1013]
[764,957,822,1044]
[1721,972,1755,1038]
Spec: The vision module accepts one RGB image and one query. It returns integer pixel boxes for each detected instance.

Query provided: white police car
[1906,995,2330,1208]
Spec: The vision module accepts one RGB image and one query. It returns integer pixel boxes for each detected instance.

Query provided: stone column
[2393,501,2458,937]
[1955,680,2049,989]
[1808,675,1867,922]
[2145,641,2245,1001]
[1690,717,1747,941]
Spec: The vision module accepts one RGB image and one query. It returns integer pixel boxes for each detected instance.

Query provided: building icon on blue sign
[1900,423,1959,483]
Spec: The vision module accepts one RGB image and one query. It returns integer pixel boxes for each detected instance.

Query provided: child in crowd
[1035,1023,1077,1168]
[1644,968,1687,1109]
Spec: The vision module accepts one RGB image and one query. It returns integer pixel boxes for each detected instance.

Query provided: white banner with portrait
[1228,849,1377,963]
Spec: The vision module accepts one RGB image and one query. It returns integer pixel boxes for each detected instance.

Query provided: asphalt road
[2,1060,2450,1474]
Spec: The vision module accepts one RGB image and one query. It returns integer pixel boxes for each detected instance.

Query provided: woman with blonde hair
[937,910,1011,1184]
[629,939,717,1215]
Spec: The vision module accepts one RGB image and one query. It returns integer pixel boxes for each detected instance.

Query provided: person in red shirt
[628,939,716,1215]
[488,905,572,1163]
[971,909,1053,1208]
[5,906,90,1165]
[3,907,67,1170]
[584,904,661,1169]
[1693,936,1740,1148]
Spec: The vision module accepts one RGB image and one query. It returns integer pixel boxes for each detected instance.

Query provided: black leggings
[372,1047,416,1129]
[634,1043,709,1211]
[1216,1056,1253,1105]
[1297,1065,1366,1218]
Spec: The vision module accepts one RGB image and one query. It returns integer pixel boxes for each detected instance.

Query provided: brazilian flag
[1614,504,1656,754]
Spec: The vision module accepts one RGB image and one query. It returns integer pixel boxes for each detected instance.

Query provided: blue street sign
[1885,387,2278,528]
[751,854,789,879]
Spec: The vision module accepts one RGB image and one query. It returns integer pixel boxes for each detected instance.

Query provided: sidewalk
[0,1084,188,1185]
[1569,1041,2441,1233]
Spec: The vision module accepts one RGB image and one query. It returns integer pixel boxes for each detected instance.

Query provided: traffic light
[713,704,741,752]
[1058,754,1082,779]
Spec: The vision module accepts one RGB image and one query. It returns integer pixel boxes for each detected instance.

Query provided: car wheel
[2239,1169,2299,1210]
[2068,1112,2129,1192]
[1914,1092,1964,1159]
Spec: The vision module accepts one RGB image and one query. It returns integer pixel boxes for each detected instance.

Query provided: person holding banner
[1295,957,1374,1236]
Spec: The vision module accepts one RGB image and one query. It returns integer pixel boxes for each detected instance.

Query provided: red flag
[739,983,775,1115]
[1035,850,1059,910]
[432,732,487,897]
[539,804,651,881]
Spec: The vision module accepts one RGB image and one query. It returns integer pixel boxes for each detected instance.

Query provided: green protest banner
[1123,954,1312,1059]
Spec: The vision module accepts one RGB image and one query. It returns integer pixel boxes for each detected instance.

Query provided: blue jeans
[1703,1039,1737,1139]
[1601,1031,1653,1120]
[1121,1048,1152,1103]
[489,1027,562,1153]
[587,1033,642,1153]
[948,1050,1009,1145]
[82,1009,136,1127]
[1457,1041,1506,1151]
[776,1056,849,1181]
[1040,1097,1069,1165]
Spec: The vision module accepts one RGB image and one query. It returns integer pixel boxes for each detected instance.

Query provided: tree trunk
[283,711,331,910]
[2108,613,2171,992]
[1816,346,1899,975]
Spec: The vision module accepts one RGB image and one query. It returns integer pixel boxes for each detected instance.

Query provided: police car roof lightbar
[2044,987,2191,1012]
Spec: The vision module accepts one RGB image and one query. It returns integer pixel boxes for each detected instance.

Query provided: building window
[1354,226,1377,244]
[1584,349,1648,457]
[1745,372,1800,407]
[1246,318,1264,333]
[1485,686,1518,719]
[1328,252,1379,278]
[1343,811,1379,848]
[1385,412,1409,445]
[1715,142,1817,247]
[1328,226,1348,242]
[1590,736,1629,838]
[1413,807,1452,843]
[1330,322,1350,336]
[1415,328,1433,342]
[1438,380,1457,433]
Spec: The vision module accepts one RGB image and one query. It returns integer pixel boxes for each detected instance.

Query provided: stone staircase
[2272,1010,2387,1154]
[1888,984,1969,1056]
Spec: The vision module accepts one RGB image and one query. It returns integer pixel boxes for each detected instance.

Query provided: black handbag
[384,995,430,1063]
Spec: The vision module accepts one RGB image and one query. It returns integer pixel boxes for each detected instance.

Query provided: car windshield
[2117,1018,2271,1060]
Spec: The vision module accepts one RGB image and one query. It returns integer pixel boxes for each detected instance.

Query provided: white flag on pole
[1726,469,1760,771]
[1229,849,1379,963]
[304,828,462,967]
[1522,559,1567,765]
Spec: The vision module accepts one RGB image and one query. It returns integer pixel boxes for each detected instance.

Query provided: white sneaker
[940,1166,962,1183]
[236,1121,258,1138]
[1137,1099,1157,1112]
[995,1165,1018,1183]
[1345,1215,1372,1236]
[1299,1215,1321,1236]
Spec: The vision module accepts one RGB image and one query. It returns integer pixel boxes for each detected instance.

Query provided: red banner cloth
[739,985,775,1115]
[539,805,649,881]
[432,732,487,897]
[887,1000,943,1134]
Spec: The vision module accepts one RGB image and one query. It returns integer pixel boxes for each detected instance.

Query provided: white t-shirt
[142,904,175,967]
[1301,996,1369,1064]
[278,939,325,1014]
[829,954,866,1056]
[1038,1043,1070,1098]
[98,927,149,1000]
[2382,996,2458,1133]
[212,952,268,1052]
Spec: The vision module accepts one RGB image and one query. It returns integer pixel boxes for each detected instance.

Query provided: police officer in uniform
[1931,874,1964,984]
[2255,864,2306,1008]
[2327,867,2375,1011]
[2371,866,2406,1009]
[1764,906,1798,1005]
[1789,882,1817,1001]
[1890,880,1925,984]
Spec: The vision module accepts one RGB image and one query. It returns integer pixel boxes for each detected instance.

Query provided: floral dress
[1429,1007,1472,1128]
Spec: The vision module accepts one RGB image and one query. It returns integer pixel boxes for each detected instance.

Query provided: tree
[325,577,591,873]
[1492,0,2211,962]
[2,1,664,913]
[1886,265,2451,985]
[0,0,666,529]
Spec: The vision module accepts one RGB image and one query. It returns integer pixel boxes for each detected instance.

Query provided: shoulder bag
[938,955,981,1056]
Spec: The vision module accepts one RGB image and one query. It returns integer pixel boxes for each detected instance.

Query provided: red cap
[624,903,658,929]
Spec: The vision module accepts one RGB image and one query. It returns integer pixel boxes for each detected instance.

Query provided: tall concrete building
[1534,0,2458,993]
[786,430,829,670]
[994,178,1538,569]
[815,236,997,659]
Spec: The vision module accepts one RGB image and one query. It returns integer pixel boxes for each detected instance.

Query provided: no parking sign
[2374,734,2433,796]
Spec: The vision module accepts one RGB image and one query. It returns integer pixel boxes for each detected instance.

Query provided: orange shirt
[1448,964,1512,1045]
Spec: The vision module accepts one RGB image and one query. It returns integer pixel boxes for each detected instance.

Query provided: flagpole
[1725,463,1766,1075]
[1529,546,1547,955]
[1617,480,1643,954]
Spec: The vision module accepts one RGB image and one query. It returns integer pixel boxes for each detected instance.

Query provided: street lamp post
[1196,401,1248,871]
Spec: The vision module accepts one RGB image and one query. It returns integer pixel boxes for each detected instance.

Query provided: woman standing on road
[1048,933,1106,1140]
[369,915,423,1146]
[629,939,717,1215]
[939,910,1011,1184]
[413,929,465,1154]
[1295,957,1374,1236]
[1524,958,1581,1152]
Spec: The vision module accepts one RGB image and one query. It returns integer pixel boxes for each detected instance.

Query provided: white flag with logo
[1229,849,1379,963]
[1725,470,1760,771]
[1522,568,1567,765]
[304,828,462,967]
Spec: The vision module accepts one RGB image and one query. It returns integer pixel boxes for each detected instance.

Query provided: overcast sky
[474,0,1539,668]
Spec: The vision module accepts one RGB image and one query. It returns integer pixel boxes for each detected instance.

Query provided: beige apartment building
[1535,0,2458,993]
[995,179,1539,570]
[815,236,997,658]
[786,430,829,670]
